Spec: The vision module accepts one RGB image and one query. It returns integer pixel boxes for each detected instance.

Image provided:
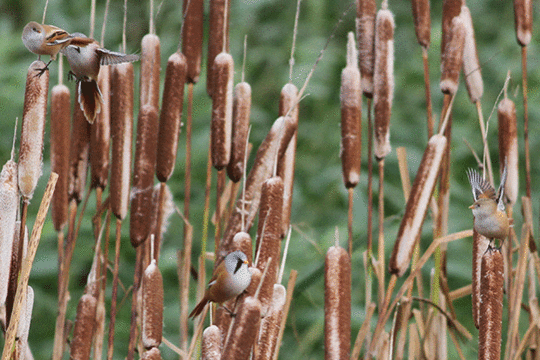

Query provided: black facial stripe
[233,258,243,274]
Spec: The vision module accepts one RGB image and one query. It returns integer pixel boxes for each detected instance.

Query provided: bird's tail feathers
[78,79,103,123]
[189,298,209,318]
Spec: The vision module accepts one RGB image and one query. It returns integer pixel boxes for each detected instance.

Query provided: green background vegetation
[0,0,539,358]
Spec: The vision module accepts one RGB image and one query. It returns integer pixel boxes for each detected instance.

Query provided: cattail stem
[107,218,123,360]
[184,83,193,224]
[348,188,354,257]
[422,47,433,138]
[521,46,531,199]
[154,182,166,262]
[377,159,385,309]
[127,247,143,360]
[365,99,374,347]
[215,170,226,252]
[273,269,297,360]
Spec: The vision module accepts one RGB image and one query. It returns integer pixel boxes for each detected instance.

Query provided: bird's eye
[32,27,40,33]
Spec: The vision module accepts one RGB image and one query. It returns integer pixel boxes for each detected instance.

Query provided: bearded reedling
[58,33,139,123]
[467,168,510,247]
[21,22,73,75]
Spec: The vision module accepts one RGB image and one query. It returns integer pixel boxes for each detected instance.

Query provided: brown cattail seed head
[254,284,286,360]
[341,32,362,188]
[110,63,134,220]
[498,98,518,205]
[256,177,284,314]
[156,52,187,182]
[68,86,91,204]
[141,347,162,360]
[411,0,431,48]
[478,247,504,360]
[16,285,34,349]
[356,0,377,97]
[182,0,204,83]
[211,52,234,170]
[441,0,464,54]
[140,34,161,111]
[514,0,532,46]
[390,134,447,276]
[207,0,231,96]
[90,65,111,189]
[373,9,395,161]
[472,229,491,329]
[227,81,252,182]
[324,246,351,360]
[142,260,164,349]
[202,325,222,360]
[277,83,299,238]
[440,16,466,95]
[222,296,261,360]
[130,105,159,247]
[233,231,253,265]
[18,60,48,199]
[70,294,97,360]
[50,84,71,230]
[461,6,483,103]
[0,160,18,306]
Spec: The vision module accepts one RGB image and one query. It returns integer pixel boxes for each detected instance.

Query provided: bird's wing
[467,168,495,201]
[496,166,507,212]
[45,29,72,44]
[97,48,139,65]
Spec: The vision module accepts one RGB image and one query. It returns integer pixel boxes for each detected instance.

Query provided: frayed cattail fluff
[341,32,362,188]
[202,325,222,360]
[19,60,48,200]
[207,0,230,96]
[16,285,34,356]
[151,184,175,240]
[222,296,261,360]
[211,52,234,170]
[356,0,377,96]
[498,97,518,205]
[514,0,532,46]
[182,0,204,83]
[70,294,98,360]
[411,0,431,48]
[440,15,466,95]
[441,0,464,53]
[68,86,91,204]
[227,81,251,182]
[156,52,187,182]
[141,347,162,360]
[50,84,71,231]
[390,134,447,276]
[277,83,299,238]
[0,160,17,306]
[142,260,164,349]
[472,229,491,329]
[461,6,483,103]
[90,65,111,189]
[373,9,395,160]
[110,63,134,220]
[478,247,504,360]
[130,105,159,247]
[140,34,161,111]
[254,284,286,360]
[324,246,351,360]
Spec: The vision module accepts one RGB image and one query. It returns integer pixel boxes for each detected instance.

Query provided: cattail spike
[356,0,377,97]
[461,6,483,103]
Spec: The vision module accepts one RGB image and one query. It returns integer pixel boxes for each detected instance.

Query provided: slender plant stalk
[521,46,531,199]
[421,47,433,139]
[107,219,123,360]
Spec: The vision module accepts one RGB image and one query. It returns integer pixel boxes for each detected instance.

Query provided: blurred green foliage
[0,0,539,358]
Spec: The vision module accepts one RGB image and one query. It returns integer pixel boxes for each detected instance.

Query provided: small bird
[58,33,139,123]
[189,250,252,318]
[21,21,73,75]
[467,168,510,247]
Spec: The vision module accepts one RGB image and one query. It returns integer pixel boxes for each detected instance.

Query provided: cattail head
[140,34,161,111]
[472,229,491,329]
[211,52,234,170]
[373,9,395,161]
[0,160,18,306]
[156,52,187,182]
[255,284,286,360]
[478,247,504,359]
[70,293,98,360]
[341,32,362,188]
[182,0,204,83]
[440,15,466,95]
[498,97,518,205]
[18,60,49,200]
[324,245,351,359]
[461,6,483,103]
[110,63,134,220]
[227,81,252,182]
[202,325,222,360]
[142,260,164,349]
[221,296,261,360]
[50,84,71,230]
[514,0,532,46]
[207,0,231,96]
[141,347,162,360]
[233,231,253,265]
[441,0,464,54]
[411,0,431,48]
[390,134,447,276]
[90,65,111,189]
[356,0,377,96]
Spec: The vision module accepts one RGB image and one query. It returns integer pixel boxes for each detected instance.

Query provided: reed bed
[3,1,540,359]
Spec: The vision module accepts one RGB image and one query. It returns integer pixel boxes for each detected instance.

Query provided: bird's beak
[468,204,474,209]
[244,260,249,265]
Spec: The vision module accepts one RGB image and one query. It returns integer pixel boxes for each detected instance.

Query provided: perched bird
[21,21,73,75]
[57,33,139,123]
[467,168,510,247]
[189,250,252,318]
